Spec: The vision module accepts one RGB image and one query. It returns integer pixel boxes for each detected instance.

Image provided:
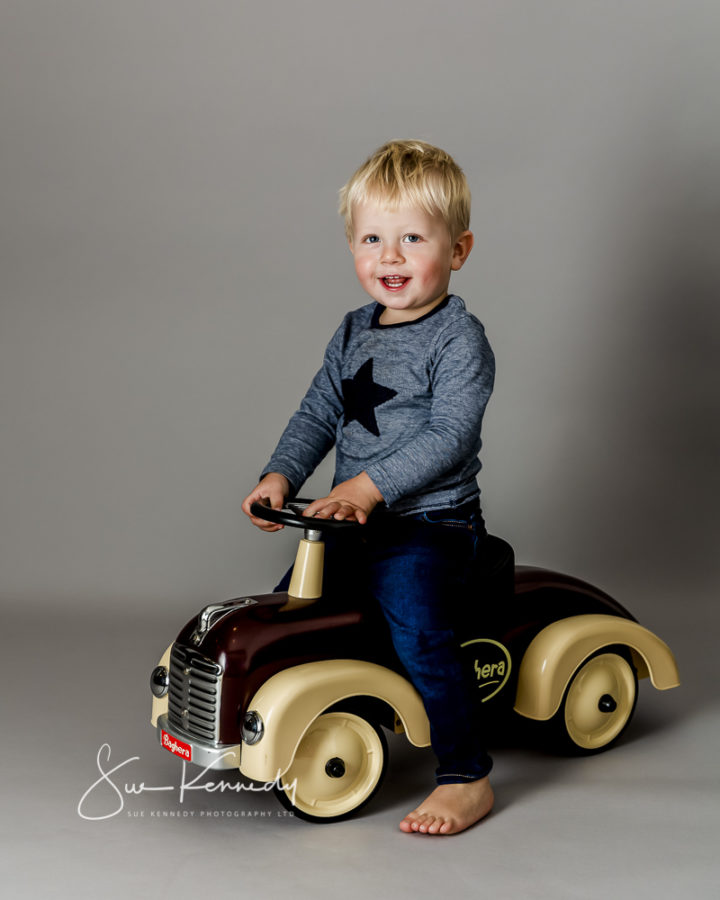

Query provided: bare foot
[399,777,494,835]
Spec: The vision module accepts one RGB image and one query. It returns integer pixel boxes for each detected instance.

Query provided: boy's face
[348,200,473,324]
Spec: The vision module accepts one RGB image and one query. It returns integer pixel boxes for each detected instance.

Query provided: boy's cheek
[354,261,374,285]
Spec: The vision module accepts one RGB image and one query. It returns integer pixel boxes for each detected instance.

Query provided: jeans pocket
[418,511,474,530]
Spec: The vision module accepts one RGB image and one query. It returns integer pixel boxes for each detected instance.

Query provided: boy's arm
[253,317,348,507]
[363,320,495,506]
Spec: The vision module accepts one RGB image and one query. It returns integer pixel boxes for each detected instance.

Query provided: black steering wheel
[250,498,362,532]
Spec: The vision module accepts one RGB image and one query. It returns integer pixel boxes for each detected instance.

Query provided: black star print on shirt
[341,358,397,437]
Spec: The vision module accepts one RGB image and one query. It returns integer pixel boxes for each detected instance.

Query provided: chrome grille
[168,644,223,744]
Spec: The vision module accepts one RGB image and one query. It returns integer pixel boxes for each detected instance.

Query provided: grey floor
[3,590,718,900]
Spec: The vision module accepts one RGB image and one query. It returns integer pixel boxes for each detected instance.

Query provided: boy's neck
[378,293,449,326]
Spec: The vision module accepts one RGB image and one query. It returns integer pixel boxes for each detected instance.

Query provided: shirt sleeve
[260,317,347,494]
[364,318,495,506]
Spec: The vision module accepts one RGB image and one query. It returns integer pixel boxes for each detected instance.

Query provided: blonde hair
[339,140,471,241]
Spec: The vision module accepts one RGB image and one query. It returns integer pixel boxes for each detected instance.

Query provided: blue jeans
[276,501,493,785]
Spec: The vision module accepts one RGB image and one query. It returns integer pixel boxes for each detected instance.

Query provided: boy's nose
[380,242,404,264]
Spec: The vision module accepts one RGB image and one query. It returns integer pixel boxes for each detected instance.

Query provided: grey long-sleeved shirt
[262,294,495,515]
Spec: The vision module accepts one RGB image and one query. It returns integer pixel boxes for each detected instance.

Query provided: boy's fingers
[333,504,361,521]
[308,506,333,519]
[302,498,367,523]
[245,495,285,530]
[250,516,283,531]
[301,499,326,517]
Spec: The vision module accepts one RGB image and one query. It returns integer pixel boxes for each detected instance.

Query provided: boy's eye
[403,234,421,243]
[363,235,380,244]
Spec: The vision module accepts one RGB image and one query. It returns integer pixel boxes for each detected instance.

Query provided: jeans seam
[418,513,473,529]
[438,773,478,779]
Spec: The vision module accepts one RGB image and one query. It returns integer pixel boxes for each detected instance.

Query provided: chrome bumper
[156,714,241,770]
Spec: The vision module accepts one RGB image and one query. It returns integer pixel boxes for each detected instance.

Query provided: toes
[400,808,464,836]
[417,815,436,833]
[427,816,456,835]
[408,813,430,832]
[399,809,421,833]
[426,817,443,834]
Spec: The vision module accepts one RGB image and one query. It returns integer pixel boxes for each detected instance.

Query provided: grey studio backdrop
[1,2,718,899]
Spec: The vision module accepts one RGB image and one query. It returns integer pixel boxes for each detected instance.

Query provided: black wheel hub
[598,694,617,713]
[325,757,346,778]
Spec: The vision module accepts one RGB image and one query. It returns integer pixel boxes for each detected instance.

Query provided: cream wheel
[556,650,638,753]
[274,711,388,822]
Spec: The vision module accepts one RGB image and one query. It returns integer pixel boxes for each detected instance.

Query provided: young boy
[242,140,496,835]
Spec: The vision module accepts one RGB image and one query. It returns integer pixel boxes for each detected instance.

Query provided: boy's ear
[451,230,474,271]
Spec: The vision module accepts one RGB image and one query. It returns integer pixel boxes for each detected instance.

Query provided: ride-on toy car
[150,501,680,822]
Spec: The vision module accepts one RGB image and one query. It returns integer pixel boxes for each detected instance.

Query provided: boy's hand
[301,472,383,524]
[241,473,291,532]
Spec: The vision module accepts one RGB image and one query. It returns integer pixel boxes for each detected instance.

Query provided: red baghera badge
[161,730,192,761]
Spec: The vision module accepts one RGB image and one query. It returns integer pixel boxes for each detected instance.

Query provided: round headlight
[241,710,264,745]
[150,665,169,698]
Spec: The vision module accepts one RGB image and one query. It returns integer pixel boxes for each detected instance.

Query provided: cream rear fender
[239,659,431,784]
[150,643,174,727]
[514,614,680,721]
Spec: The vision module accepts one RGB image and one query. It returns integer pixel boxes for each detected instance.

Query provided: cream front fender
[150,643,174,727]
[240,659,431,783]
[514,614,680,722]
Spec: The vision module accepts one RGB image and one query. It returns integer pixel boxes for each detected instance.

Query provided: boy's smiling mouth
[380,276,410,291]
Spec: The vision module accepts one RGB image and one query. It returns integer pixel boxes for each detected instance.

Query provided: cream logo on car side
[460,638,512,702]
